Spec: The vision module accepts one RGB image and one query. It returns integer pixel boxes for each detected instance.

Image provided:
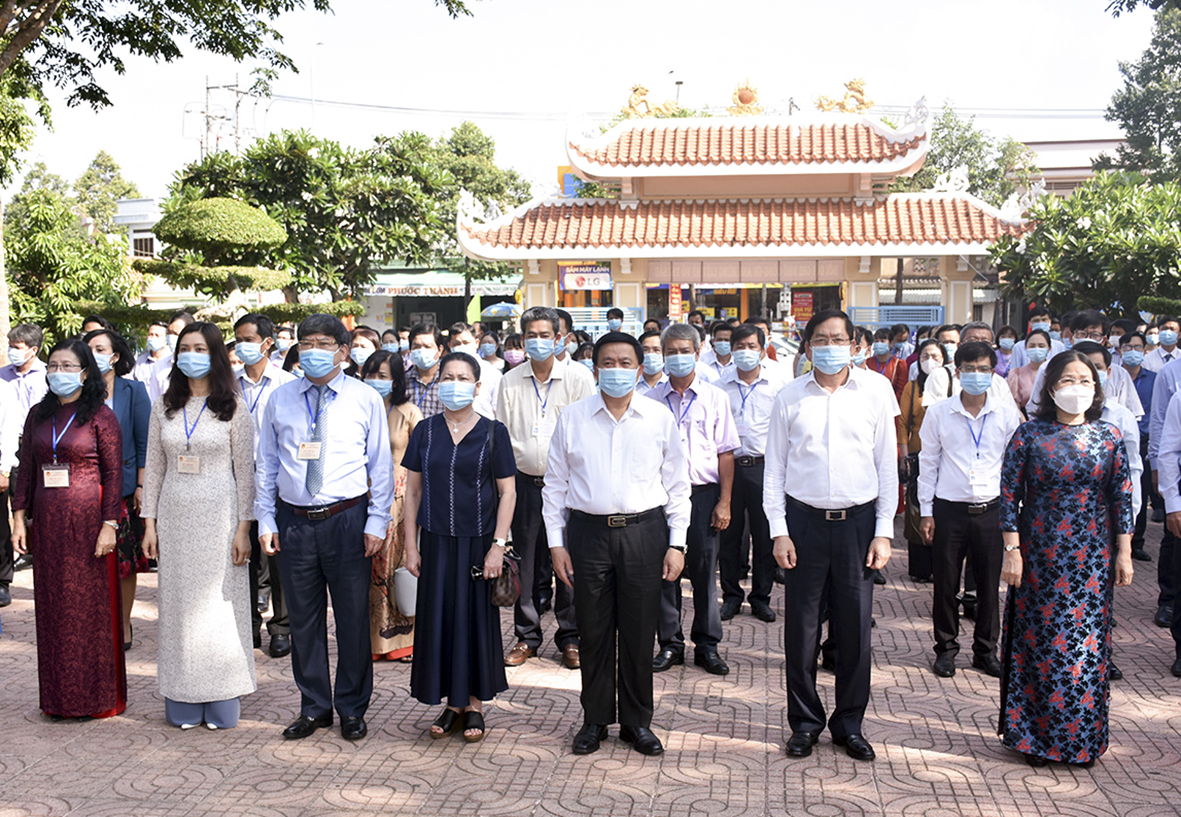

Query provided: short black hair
[638,329,662,345]
[1111,318,1137,336]
[711,321,733,339]
[954,341,997,368]
[83,328,135,377]
[234,312,275,341]
[1071,310,1109,335]
[745,315,771,329]
[592,330,642,366]
[82,314,114,332]
[873,327,891,341]
[643,318,661,331]
[169,310,195,326]
[730,323,764,347]
[1158,315,1181,330]
[1025,328,1052,348]
[997,324,1019,340]
[1028,305,1052,320]
[520,306,560,336]
[1035,350,1104,422]
[1072,339,1112,368]
[438,351,481,381]
[555,308,574,335]
[726,316,740,327]
[802,309,855,344]
[359,349,409,405]
[688,310,705,321]
[1120,331,1147,348]
[297,314,350,347]
[149,321,169,332]
[448,321,472,340]
[408,322,445,348]
[889,323,909,337]
[933,324,960,342]
[606,307,624,320]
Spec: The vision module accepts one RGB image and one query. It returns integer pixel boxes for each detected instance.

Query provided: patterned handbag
[472,547,521,607]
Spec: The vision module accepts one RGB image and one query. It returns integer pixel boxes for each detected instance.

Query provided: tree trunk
[894,258,904,305]
[283,284,298,304]
[0,197,9,345]
[464,258,473,316]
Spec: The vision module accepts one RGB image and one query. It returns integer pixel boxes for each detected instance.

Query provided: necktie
[305,384,327,497]
[1166,353,1173,363]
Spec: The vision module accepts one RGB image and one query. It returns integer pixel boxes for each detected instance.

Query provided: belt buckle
[737,456,753,467]
[968,502,988,514]
[307,507,330,521]
[825,510,847,522]
[533,477,546,487]
[607,515,627,528]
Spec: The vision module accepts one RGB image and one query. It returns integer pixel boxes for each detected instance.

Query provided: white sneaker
[205,723,219,731]
[178,722,199,730]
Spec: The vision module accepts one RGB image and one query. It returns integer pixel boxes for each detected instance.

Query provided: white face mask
[1052,384,1094,416]
[920,358,940,375]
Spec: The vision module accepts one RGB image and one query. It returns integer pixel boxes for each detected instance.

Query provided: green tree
[1101,8,1181,181]
[1109,0,1181,16]
[989,171,1181,317]
[890,104,1040,208]
[74,151,141,233]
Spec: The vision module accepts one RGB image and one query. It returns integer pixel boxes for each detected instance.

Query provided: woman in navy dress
[999,350,1134,767]
[403,351,516,743]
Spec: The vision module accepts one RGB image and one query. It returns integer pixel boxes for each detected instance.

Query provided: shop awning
[365,270,519,297]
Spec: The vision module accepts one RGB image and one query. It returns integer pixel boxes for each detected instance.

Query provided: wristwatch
[492,538,508,549]
[1004,544,1020,553]
[668,542,688,553]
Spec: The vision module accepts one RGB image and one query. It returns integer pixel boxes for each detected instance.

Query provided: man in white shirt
[636,330,668,397]
[1027,311,1143,419]
[764,309,898,762]
[1153,389,1181,677]
[446,322,503,419]
[0,323,49,428]
[1143,315,1181,373]
[235,312,296,659]
[270,324,296,365]
[918,342,1022,680]
[497,307,594,672]
[699,322,736,381]
[543,331,690,757]
[145,311,196,404]
[717,324,790,622]
[133,321,172,386]
[923,322,1017,411]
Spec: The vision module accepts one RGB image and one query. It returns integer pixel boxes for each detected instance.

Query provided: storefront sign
[668,284,683,321]
[792,290,814,324]
[560,263,613,291]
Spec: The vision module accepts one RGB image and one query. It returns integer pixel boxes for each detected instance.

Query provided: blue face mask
[177,352,211,380]
[664,353,696,378]
[1160,329,1179,347]
[479,342,498,358]
[146,336,167,353]
[399,339,410,352]
[851,350,868,367]
[350,347,372,367]
[942,342,958,359]
[300,348,339,379]
[365,378,393,398]
[1026,346,1049,364]
[999,337,1016,351]
[1097,370,1109,388]
[92,352,113,374]
[959,371,992,395]
[409,348,437,371]
[438,381,476,411]
[524,338,554,361]
[607,319,623,332]
[579,358,594,371]
[1030,321,1051,334]
[236,341,265,366]
[1122,349,1145,367]
[872,341,890,357]
[598,367,639,398]
[643,352,664,375]
[894,341,907,351]
[276,338,292,352]
[382,343,400,355]
[565,340,579,358]
[1049,330,1061,342]
[713,341,732,358]
[811,345,851,375]
[167,334,178,352]
[47,371,84,397]
[733,349,761,372]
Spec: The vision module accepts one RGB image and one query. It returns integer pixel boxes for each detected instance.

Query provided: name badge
[735,417,749,437]
[968,468,990,488]
[42,464,69,488]
[532,416,556,438]
[298,441,323,460]
[178,455,201,474]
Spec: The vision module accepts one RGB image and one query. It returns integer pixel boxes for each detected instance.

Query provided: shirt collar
[528,359,565,383]
[593,390,647,422]
[299,368,347,395]
[950,393,996,418]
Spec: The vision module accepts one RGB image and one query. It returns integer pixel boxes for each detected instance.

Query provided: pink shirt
[647,376,740,487]
[1006,364,1039,413]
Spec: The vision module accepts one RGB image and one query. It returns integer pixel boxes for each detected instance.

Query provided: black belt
[735,455,764,467]
[787,496,874,522]
[570,508,663,529]
[691,483,717,496]
[936,497,1000,515]
[517,472,545,487]
[289,494,366,521]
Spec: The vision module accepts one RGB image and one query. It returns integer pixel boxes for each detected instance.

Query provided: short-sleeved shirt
[402,414,516,537]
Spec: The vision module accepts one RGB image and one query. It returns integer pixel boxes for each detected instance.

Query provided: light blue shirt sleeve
[254,386,283,536]
[1158,393,1181,514]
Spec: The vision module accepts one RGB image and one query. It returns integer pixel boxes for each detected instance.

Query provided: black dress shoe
[820,654,836,673]
[694,649,730,675]
[1131,548,1152,562]
[720,599,741,621]
[572,723,608,755]
[785,730,820,757]
[253,630,262,650]
[619,725,663,756]
[1172,657,1181,678]
[269,633,291,658]
[341,716,367,741]
[1155,605,1174,628]
[12,554,31,571]
[833,733,876,761]
[256,590,270,614]
[773,566,786,585]
[972,654,1003,678]
[283,713,333,739]
[0,583,10,607]
[962,600,977,621]
[1153,507,1165,523]
[652,647,684,672]
[750,601,777,622]
[1108,661,1123,681]
[872,569,887,586]
[932,653,956,677]
[1024,752,1048,767]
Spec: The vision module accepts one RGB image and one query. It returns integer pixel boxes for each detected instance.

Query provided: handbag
[477,420,521,607]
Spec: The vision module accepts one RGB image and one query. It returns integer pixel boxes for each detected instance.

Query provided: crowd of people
[1,301,1178,769]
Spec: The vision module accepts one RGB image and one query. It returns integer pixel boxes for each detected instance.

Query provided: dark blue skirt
[410,530,508,706]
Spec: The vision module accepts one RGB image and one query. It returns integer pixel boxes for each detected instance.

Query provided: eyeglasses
[1055,376,1094,387]
[296,340,341,352]
[46,363,83,372]
[809,336,850,347]
[960,366,993,374]
[1075,331,1105,341]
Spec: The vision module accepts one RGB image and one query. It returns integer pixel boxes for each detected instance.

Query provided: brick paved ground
[2,518,1180,817]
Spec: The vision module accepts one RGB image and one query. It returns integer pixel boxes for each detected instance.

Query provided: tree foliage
[1101,8,1181,181]
[74,150,141,233]
[1109,0,1181,16]
[890,104,1040,208]
[989,172,1181,317]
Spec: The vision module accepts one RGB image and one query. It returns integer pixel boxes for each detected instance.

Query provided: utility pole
[203,76,253,157]
[204,76,211,159]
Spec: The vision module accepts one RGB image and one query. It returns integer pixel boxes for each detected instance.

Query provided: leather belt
[518,472,545,487]
[787,496,874,523]
[937,497,1000,515]
[289,494,366,521]
[571,508,663,528]
[691,483,717,496]
[735,455,764,467]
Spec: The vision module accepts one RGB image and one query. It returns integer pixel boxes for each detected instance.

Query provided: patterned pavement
[1,517,1180,817]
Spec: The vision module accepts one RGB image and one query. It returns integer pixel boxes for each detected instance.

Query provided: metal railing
[847,306,945,330]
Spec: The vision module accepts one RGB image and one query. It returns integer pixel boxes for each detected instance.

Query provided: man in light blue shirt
[256,314,393,743]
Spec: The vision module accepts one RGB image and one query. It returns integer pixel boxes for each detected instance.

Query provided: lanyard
[532,376,553,416]
[966,412,988,459]
[869,357,890,374]
[303,388,333,432]
[183,400,207,451]
[51,411,76,463]
[737,380,760,414]
[414,379,430,409]
[242,374,270,414]
[665,391,696,425]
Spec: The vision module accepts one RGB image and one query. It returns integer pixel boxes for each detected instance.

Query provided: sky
[10,0,1157,200]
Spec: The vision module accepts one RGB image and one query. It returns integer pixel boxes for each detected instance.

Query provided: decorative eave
[456,189,1025,262]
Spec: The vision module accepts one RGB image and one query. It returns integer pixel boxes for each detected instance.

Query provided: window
[132,237,155,258]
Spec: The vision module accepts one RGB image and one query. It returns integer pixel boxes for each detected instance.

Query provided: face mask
[733,349,761,372]
[1147,333,1159,345]
[811,345,851,375]
[382,343,400,355]
[276,338,293,352]
[894,341,907,351]
[851,350,868,367]
[1049,330,1061,342]
[1097,370,1109,387]
[1052,384,1094,416]
[959,371,992,395]
[504,350,526,366]
[479,342,498,358]
[300,348,339,379]
[579,358,595,371]
[6,347,30,366]
[1160,329,1179,347]
[920,357,940,375]
[366,378,393,398]
[598,367,638,398]
[872,341,890,357]
[524,338,554,361]
[48,371,84,397]
[92,352,113,374]
[942,342,958,359]
[1122,349,1145,368]
[565,340,579,358]
[237,342,265,366]
[350,347,372,367]
[146,336,167,353]
[399,339,410,352]
[232,363,245,378]
[713,341,732,358]
[664,353,696,378]
[607,318,623,332]
[1030,321,1051,333]
[643,352,664,375]
[177,352,212,379]
[167,334,179,352]
[999,337,1016,351]
[410,348,437,371]
[438,381,476,411]
[452,343,478,358]
[1026,346,1049,364]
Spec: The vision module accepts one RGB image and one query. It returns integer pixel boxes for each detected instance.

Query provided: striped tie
[305,384,327,497]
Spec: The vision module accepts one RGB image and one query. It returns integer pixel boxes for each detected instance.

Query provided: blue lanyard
[414,379,430,409]
[665,391,696,425]
[243,374,270,414]
[966,412,988,458]
[51,411,76,463]
[737,380,759,414]
[183,400,207,451]
[532,376,553,415]
[303,388,333,431]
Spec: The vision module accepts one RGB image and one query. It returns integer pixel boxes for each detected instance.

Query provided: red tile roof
[461,196,1022,255]
[569,122,924,168]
